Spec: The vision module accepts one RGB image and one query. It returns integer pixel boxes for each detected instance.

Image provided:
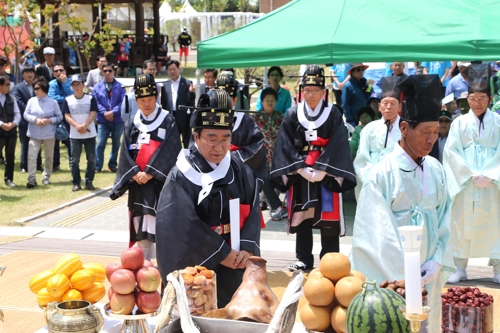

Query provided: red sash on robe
[288,137,341,222]
[136,140,161,171]
[230,144,241,151]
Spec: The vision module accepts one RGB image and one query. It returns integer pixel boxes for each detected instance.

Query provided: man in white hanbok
[444,63,500,284]
[353,76,402,198]
[351,75,451,332]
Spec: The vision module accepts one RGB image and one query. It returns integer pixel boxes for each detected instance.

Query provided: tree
[163,19,181,52]
[60,3,122,79]
[0,0,66,83]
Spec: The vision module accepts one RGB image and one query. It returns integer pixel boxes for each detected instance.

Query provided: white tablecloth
[35,303,309,333]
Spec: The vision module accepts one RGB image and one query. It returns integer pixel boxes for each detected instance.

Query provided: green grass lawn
[0,140,117,225]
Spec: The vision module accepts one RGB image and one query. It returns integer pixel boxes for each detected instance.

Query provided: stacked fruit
[299,253,366,333]
[106,247,161,315]
[29,254,106,307]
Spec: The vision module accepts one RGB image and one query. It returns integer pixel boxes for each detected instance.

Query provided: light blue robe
[353,116,401,198]
[443,109,500,259]
[351,143,451,332]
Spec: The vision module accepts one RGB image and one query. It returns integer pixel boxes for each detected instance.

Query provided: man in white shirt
[160,59,195,147]
[62,74,97,191]
[85,55,107,93]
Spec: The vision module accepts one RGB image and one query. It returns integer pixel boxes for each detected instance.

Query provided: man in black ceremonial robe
[156,89,262,307]
[270,65,357,272]
[110,73,181,260]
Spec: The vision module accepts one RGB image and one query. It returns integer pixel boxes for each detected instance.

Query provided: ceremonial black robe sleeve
[155,175,232,281]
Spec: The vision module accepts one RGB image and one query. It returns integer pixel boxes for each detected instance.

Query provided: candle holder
[399,304,431,333]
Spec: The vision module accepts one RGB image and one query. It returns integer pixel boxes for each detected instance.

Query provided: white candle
[398,226,423,315]
[403,251,423,314]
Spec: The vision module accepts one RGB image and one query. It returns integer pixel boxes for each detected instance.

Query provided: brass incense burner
[45,300,104,333]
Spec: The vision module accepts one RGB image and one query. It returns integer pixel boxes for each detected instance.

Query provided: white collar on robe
[233,111,244,132]
[391,142,428,195]
[297,100,332,130]
[176,147,231,204]
[133,105,168,133]
[468,108,492,137]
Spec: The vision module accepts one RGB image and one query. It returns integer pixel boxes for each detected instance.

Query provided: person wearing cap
[121,59,162,124]
[85,55,107,93]
[366,91,382,120]
[443,64,500,285]
[341,62,372,126]
[351,75,452,332]
[353,76,403,199]
[110,73,181,260]
[255,66,292,115]
[252,87,285,218]
[62,74,98,192]
[445,62,470,99]
[155,89,261,307]
[177,27,192,67]
[349,106,375,159]
[429,110,452,163]
[13,66,42,173]
[93,62,126,173]
[160,59,195,148]
[0,75,21,187]
[271,65,356,272]
[35,47,55,83]
[213,72,266,183]
[454,91,470,118]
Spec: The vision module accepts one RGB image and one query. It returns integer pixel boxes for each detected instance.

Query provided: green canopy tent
[197,0,500,68]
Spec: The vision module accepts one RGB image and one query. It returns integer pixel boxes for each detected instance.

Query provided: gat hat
[457,62,471,68]
[21,66,35,74]
[193,89,234,130]
[134,73,158,99]
[439,110,452,120]
[215,73,238,98]
[301,65,325,88]
[377,76,402,100]
[398,74,442,123]
[70,74,83,83]
[468,64,490,96]
[347,63,369,75]
[43,47,55,55]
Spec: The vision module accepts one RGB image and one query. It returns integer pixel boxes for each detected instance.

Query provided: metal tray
[159,316,269,333]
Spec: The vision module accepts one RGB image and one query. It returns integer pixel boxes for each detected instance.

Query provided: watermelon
[346,280,410,333]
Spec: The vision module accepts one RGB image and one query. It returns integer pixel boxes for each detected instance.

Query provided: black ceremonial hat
[134,73,158,98]
[398,75,442,123]
[215,72,238,98]
[468,64,490,96]
[377,76,402,100]
[193,89,234,130]
[302,65,325,88]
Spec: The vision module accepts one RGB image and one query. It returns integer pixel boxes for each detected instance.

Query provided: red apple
[136,267,161,292]
[110,292,136,315]
[121,247,145,271]
[143,260,154,268]
[108,287,116,300]
[110,269,136,294]
[105,262,123,281]
[136,290,161,313]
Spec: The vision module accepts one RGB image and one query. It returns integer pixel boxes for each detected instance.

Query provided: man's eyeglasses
[103,69,113,73]
[53,69,65,73]
[302,89,322,95]
[201,134,231,147]
[467,96,489,103]
[439,118,451,123]
[34,87,41,91]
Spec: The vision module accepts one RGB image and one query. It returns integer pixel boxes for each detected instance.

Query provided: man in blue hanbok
[351,75,451,332]
[444,64,500,284]
[353,76,402,198]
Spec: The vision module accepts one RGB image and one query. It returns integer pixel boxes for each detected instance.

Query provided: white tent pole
[263,67,268,87]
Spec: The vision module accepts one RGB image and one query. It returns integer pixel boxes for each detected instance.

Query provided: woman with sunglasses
[341,63,371,127]
[23,77,62,188]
